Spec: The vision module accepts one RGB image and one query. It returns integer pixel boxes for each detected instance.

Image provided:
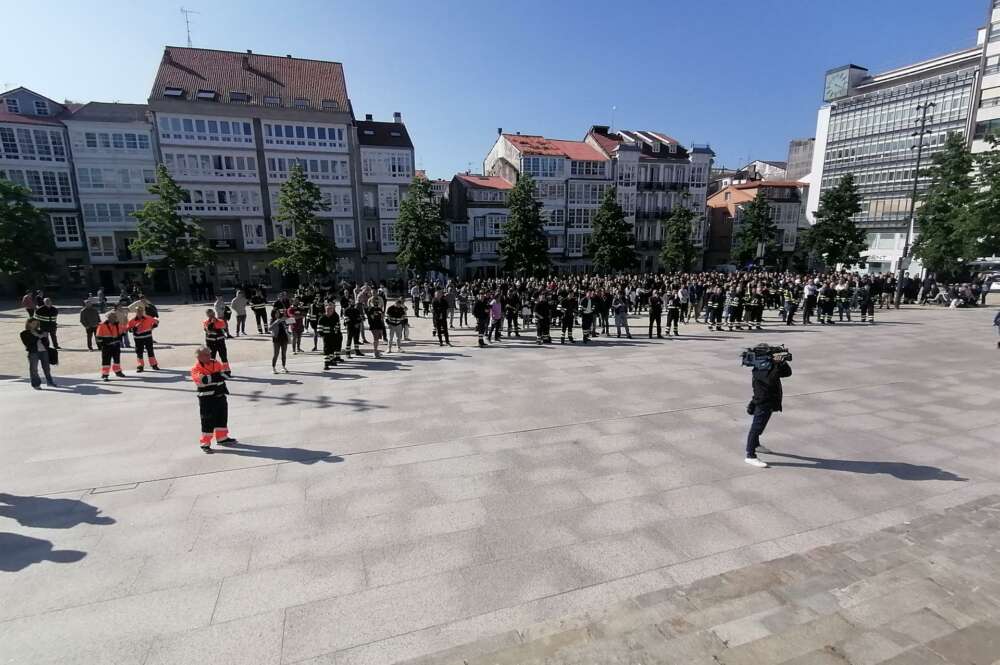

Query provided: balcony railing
[452,241,470,253]
[362,206,379,218]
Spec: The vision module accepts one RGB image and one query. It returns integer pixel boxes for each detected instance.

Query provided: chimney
[286,54,292,58]
[365,113,373,121]
[497,127,502,136]
[246,49,252,54]
[393,111,402,123]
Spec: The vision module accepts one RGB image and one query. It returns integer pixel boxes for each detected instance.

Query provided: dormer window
[293,97,310,109]
[264,95,280,106]
[321,99,339,110]
[230,91,250,103]
[668,144,677,153]
[652,142,660,153]
[34,100,50,116]
[163,87,185,98]
[196,89,217,101]
[4,98,18,113]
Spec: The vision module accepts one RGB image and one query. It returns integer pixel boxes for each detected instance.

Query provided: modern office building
[807,46,980,273]
[0,88,85,286]
[63,102,159,291]
[971,1,1000,156]
[785,138,815,181]
[356,112,415,282]
[705,180,803,269]
[586,126,714,271]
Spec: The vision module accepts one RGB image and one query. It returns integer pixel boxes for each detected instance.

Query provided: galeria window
[50,215,81,245]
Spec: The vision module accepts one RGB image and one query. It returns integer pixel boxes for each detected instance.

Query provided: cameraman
[745,351,792,468]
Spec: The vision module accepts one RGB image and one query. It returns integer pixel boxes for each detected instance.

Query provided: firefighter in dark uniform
[343,300,364,357]
[579,290,597,343]
[534,293,552,345]
[308,298,324,351]
[203,309,232,376]
[858,278,876,324]
[836,281,851,322]
[818,283,836,324]
[126,306,160,372]
[781,282,799,325]
[504,291,521,337]
[96,311,126,381]
[317,303,343,369]
[473,292,491,348]
[664,288,681,337]
[250,290,268,334]
[35,298,61,349]
[431,290,451,346]
[708,286,726,331]
[648,290,663,338]
[191,346,237,454]
[747,287,764,331]
[558,291,577,344]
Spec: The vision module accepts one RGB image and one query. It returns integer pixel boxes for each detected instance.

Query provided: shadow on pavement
[765,452,968,481]
[0,533,86,572]
[0,492,116,528]
[212,442,344,465]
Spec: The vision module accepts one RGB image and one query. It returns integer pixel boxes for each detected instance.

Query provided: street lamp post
[895,101,935,307]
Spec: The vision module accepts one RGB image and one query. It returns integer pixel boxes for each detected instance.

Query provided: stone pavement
[405,495,1000,665]
[0,305,998,664]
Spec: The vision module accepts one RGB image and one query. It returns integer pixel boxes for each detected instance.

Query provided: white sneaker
[755,446,771,454]
[745,457,769,468]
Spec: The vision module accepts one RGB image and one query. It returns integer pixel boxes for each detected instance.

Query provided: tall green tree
[659,204,698,272]
[395,176,448,277]
[499,174,550,276]
[912,132,974,278]
[968,134,1000,261]
[268,163,335,279]
[801,173,866,269]
[0,178,55,283]
[132,164,215,287]
[732,190,780,266]
[589,187,636,272]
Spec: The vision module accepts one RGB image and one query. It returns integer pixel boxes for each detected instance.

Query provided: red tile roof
[455,174,513,190]
[734,180,804,189]
[149,47,350,110]
[589,131,621,156]
[503,134,608,161]
[0,111,64,127]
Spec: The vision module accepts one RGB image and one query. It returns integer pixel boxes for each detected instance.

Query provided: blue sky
[1,0,988,177]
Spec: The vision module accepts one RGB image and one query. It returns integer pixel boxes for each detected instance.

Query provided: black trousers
[86,326,97,350]
[100,345,122,374]
[580,313,594,337]
[648,312,661,336]
[505,312,519,333]
[253,309,268,332]
[236,314,247,335]
[199,396,228,434]
[561,316,574,339]
[666,309,679,330]
[323,332,342,362]
[475,316,489,338]
[207,339,228,364]
[346,324,361,348]
[135,337,156,362]
[434,317,450,343]
[746,406,773,458]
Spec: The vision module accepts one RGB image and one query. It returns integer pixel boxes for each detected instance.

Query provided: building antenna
[611,105,616,132]
[180,7,199,47]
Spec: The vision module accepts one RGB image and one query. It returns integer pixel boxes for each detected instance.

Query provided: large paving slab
[0,304,998,664]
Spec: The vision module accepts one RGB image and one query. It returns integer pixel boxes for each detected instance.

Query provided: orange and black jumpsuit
[203,318,230,371]
[127,314,159,369]
[191,359,230,448]
[95,320,124,378]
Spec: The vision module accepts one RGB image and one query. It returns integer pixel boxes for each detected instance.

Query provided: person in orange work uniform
[96,311,126,381]
[126,306,160,372]
[190,346,237,453]
[203,309,232,377]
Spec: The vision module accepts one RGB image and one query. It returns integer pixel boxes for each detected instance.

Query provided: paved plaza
[0,303,998,664]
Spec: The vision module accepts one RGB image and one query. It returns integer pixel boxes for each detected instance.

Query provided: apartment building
[807,47,980,273]
[705,181,803,269]
[447,173,512,278]
[148,46,362,290]
[356,112,414,282]
[0,88,84,285]
[785,139,815,181]
[586,126,713,271]
[63,102,159,291]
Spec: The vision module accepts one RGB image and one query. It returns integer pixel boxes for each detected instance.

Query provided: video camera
[741,344,792,371]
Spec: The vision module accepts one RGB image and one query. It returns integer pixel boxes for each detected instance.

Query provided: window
[33,100,49,116]
[243,221,266,248]
[570,160,606,177]
[322,99,339,110]
[334,221,355,247]
[230,92,250,103]
[273,220,295,239]
[366,226,377,242]
[0,128,18,158]
[196,89,217,101]
[50,215,81,245]
[5,98,19,113]
[264,95,280,106]
[164,87,185,97]
[88,235,115,258]
[975,118,1000,140]
[293,98,310,108]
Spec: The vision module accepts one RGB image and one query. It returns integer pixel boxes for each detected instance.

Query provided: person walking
[231,290,249,337]
[250,290,268,334]
[21,291,36,318]
[96,311,126,381]
[318,303,343,368]
[385,298,406,353]
[343,299,365,358]
[214,295,234,338]
[191,346,237,454]
[367,304,386,358]
[409,282,421,317]
[126,306,160,372]
[268,309,290,373]
[288,302,305,354]
[489,294,504,342]
[432,290,452,346]
[473,292,491,348]
[745,350,792,468]
[458,288,470,327]
[34,298,61,349]
[203,309,232,377]
[80,300,101,351]
[20,318,56,389]
[648,290,663,339]
[612,292,632,338]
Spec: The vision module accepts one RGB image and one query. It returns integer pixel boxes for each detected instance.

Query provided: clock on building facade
[824,68,851,102]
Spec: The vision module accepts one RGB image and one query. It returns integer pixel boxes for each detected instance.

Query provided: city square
[1,302,998,664]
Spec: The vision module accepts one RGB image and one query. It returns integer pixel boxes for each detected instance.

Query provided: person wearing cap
[202,309,232,376]
[190,346,237,453]
[96,311,126,381]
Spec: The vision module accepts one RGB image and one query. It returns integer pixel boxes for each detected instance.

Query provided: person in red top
[190,346,237,453]
[126,306,160,372]
[95,312,126,380]
[203,309,232,376]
